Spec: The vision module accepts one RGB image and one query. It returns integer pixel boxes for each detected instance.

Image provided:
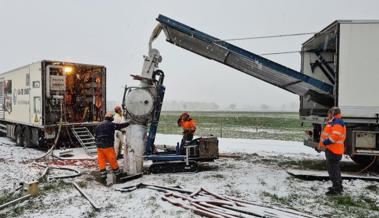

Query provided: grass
[0,192,31,217]
[0,195,39,218]
[157,111,310,141]
[262,191,379,217]
[366,184,379,193]
[239,153,364,172]
[331,194,379,212]
[76,180,88,188]
[261,191,301,206]
[0,180,73,218]
[42,180,71,192]
[203,173,225,180]
[83,209,97,218]
[0,192,14,205]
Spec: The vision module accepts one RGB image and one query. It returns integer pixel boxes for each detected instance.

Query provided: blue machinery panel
[156,15,334,98]
[146,85,166,155]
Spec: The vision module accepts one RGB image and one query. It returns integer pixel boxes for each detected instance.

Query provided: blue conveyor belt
[156,14,334,98]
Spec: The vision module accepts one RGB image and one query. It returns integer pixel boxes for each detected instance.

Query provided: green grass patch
[240,153,363,172]
[0,180,76,218]
[157,111,310,141]
[42,180,71,192]
[261,191,301,205]
[76,180,88,188]
[332,195,379,211]
[366,184,379,193]
[0,192,14,205]
[0,195,40,218]
[204,174,225,179]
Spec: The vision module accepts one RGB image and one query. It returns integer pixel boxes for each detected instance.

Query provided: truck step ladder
[71,127,97,155]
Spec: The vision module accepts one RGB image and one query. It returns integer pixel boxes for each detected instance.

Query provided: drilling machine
[122,25,219,175]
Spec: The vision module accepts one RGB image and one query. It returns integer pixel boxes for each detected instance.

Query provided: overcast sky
[1,0,378,110]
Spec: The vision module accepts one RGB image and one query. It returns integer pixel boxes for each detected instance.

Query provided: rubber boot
[99,170,107,185]
[326,186,343,196]
[113,168,126,183]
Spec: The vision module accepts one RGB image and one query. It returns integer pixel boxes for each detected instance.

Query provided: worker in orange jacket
[95,112,130,184]
[177,112,197,153]
[318,107,346,195]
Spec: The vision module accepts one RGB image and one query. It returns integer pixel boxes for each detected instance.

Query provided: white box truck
[0,60,106,151]
[300,20,379,165]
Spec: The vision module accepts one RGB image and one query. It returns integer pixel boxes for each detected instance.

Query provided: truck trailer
[0,60,106,153]
[300,20,379,165]
[144,15,379,167]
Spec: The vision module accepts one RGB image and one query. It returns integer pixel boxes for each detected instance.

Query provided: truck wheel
[351,155,378,170]
[15,126,24,147]
[23,127,32,148]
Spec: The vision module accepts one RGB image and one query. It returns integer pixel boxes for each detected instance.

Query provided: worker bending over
[319,107,346,195]
[177,112,196,152]
[95,112,130,184]
[113,105,126,159]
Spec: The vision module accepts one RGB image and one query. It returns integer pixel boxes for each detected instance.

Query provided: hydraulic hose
[34,100,64,161]
[355,156,377,174]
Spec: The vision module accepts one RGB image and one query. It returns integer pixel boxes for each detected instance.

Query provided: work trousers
[181,132,194,144]
[325,149,343,189]
[97,147,119,171]
[180,132,194,154]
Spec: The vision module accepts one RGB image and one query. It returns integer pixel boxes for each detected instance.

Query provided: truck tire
[15,126,24,147]
[351,155,378,170]
[23,127,32,148]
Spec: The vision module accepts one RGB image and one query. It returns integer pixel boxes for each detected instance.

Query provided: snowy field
[0,134,379,218]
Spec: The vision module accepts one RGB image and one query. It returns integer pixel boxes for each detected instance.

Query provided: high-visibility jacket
[179,119,197,133]
[319,114,346,155]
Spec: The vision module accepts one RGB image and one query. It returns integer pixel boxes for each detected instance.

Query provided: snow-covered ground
[156,133,318,156]
[0,135,378,218]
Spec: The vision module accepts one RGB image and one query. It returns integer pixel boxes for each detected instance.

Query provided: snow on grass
[0,135,378,218]
[0,138,45,193]
[155,133,319,156]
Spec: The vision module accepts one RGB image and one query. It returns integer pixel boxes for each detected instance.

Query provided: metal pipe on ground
[162,195,223,218]
[217,205,265,217]
[164,192,239,218]
[117,184,315,218]
[72,182,101,211]
[198,202,252,218]
[198,188,231,201]
[117,183,193,194]
[225,196,316,218]
[166,192,247,218]
[0,194,32,211]
[190,202,238,218]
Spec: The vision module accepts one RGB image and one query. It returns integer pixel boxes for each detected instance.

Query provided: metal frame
[156,14,334,96]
